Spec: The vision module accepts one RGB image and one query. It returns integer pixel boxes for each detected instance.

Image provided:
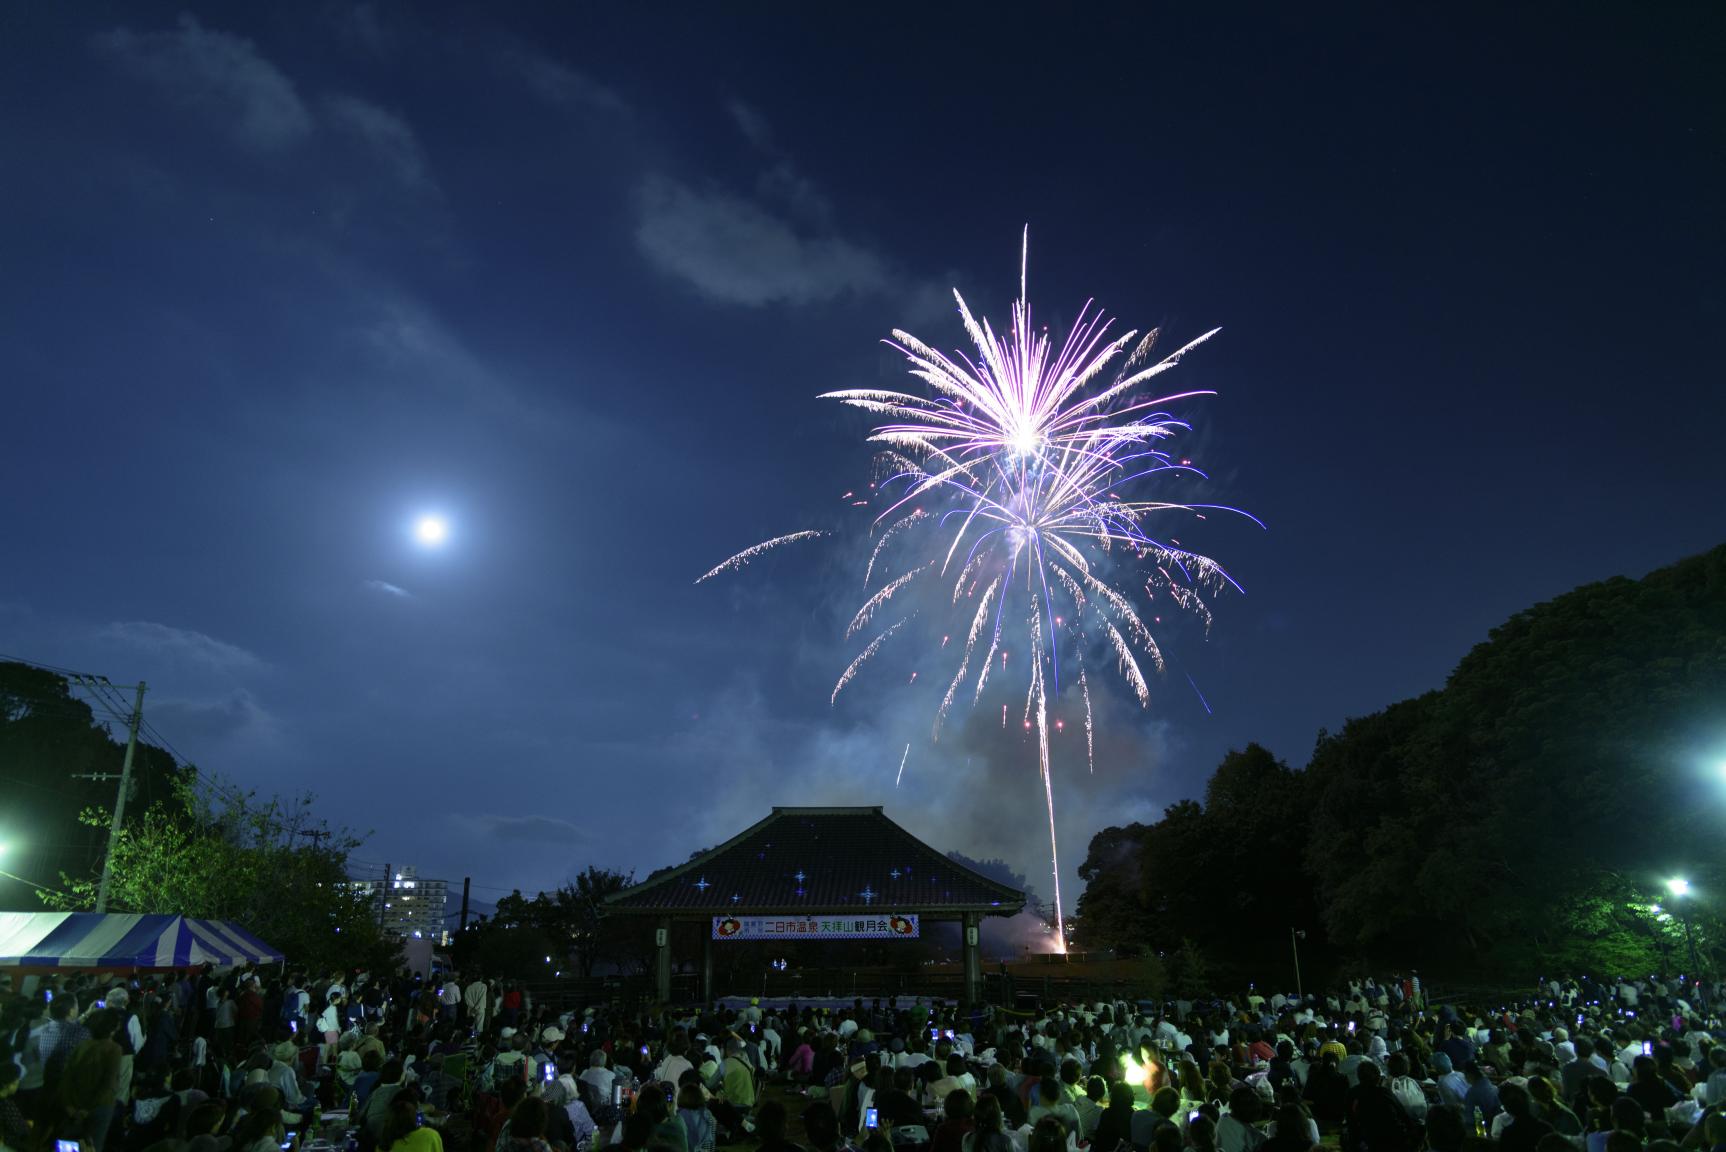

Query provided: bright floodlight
[1667,877,1691,897]
[414,516,448,546]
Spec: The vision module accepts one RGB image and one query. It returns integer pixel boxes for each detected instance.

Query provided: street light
[1666,877,1705,1009]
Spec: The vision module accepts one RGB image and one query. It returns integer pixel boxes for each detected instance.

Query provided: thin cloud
[323,94,437,194]
[101,621,264,672]
[96,15,313,154]
[635,175,893,307]
[363,579,412,598]
[453,813,588,845]
[727,100,774,151]
[499,44,628,116]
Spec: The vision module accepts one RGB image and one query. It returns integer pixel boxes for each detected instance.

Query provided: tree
[562,865,635,977]
[0,662,191,906]
[43,775,399,974]
[449,865,640,980]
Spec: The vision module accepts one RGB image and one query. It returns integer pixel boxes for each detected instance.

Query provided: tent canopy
[0,913,283,969]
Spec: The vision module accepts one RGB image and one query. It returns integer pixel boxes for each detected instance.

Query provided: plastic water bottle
[1472,1108,1485,1137]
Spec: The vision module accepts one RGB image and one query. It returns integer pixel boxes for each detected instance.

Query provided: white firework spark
[699,232,1258,951]
[695,531,825,584]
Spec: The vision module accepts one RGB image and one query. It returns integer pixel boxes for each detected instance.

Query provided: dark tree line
[1075,542,1726,985]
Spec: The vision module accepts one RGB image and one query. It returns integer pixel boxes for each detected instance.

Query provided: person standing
[464,974,489,1034]
[235,977,264,1052]
[439,976,461,1024]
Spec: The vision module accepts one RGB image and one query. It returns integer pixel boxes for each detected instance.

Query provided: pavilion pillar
[962,912,983,1007]
[701,927,714,1005]
[655,917,672,1004]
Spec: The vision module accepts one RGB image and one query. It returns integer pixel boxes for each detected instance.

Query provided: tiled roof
[605,807,1024,917]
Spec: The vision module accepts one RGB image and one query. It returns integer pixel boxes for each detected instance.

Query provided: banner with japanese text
[711,914,919,940]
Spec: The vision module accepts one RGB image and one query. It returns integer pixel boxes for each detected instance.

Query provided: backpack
[1389,1075,1426,1117]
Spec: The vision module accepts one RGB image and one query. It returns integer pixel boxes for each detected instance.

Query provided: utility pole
[94,681,146,914]
[379,863,392,930]
[1291,927,1306,1003]
[459,876,471,932]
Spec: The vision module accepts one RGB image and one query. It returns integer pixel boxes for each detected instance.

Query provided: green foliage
[1078,543,1726,985]
[1167,938,1211,999]
[0,662,191,906]
[1074,744,1317,975]
[449,865,639,980]
[42,775,399,974]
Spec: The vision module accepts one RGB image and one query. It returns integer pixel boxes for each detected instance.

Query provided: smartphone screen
[1188,1111,1201,1124]
[864,1108,879,1129]
[929,1028,940,1042]
[57,1143,81,1152]
[544,1064,556,1082]
[1641,1042,1652,1056]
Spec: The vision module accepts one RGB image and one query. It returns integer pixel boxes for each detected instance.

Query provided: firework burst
[699,231,1257,948]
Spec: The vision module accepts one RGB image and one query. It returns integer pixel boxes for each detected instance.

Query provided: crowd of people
[2,965,1723,1152]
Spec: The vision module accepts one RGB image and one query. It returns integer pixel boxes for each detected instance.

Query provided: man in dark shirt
[1496,1083,1553,1152]
[877,1067,926,1129]
[1561,1038,1609,1106]
[1343,1061,1418,1152]
[1437,1023,1476,1072]
[985,1065,1027,1128]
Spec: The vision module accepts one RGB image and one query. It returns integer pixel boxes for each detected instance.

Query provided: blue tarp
[0,912,283,968]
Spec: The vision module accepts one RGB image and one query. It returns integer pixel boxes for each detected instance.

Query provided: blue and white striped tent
[0,913,283,969]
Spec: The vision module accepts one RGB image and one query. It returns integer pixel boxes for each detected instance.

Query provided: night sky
[3,5,1722,910]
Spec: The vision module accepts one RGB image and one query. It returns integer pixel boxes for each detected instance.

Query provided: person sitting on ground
[1302,1052,1348,1132]
[984,1065,1027,1129]
[1218,1085,1268,1152]
[1497,1081,1554,1152]
[1188,1114,1221,1152]
[1074,1076,1106,1138]
[932,1088,976,1152]
[1027,1116,1067,1152]
[1461,1062,1500,1125]
[1564,1039,1611,1105]
[228,1086,287,1152]
[1628,1056,1679,1119]
[498,1096,555,1152]
[962,1093,1014,1152]
[876,1067,924,1129]
[1028,1076,1081,1139]
[1091,1080,1137,1152]
[634,1081,691,1152]
[1588,1098,1647,1152]
[380,1086,441,1152]
[360,1060,408,1145]
[1342,1060,1416,1152]
[1430,1053,1468,1109]
[1527,1076,1582,1137]
[932,1054,978,1103]
[676,1080,717,1152]
[1260,1103,1317,1152]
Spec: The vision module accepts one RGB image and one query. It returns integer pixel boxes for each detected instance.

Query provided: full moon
[414,515,449,546]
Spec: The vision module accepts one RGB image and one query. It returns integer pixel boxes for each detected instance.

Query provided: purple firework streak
[699,231,1259,947]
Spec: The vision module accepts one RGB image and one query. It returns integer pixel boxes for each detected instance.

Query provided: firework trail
[699,231,1257,949]
[695,531,825,583]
